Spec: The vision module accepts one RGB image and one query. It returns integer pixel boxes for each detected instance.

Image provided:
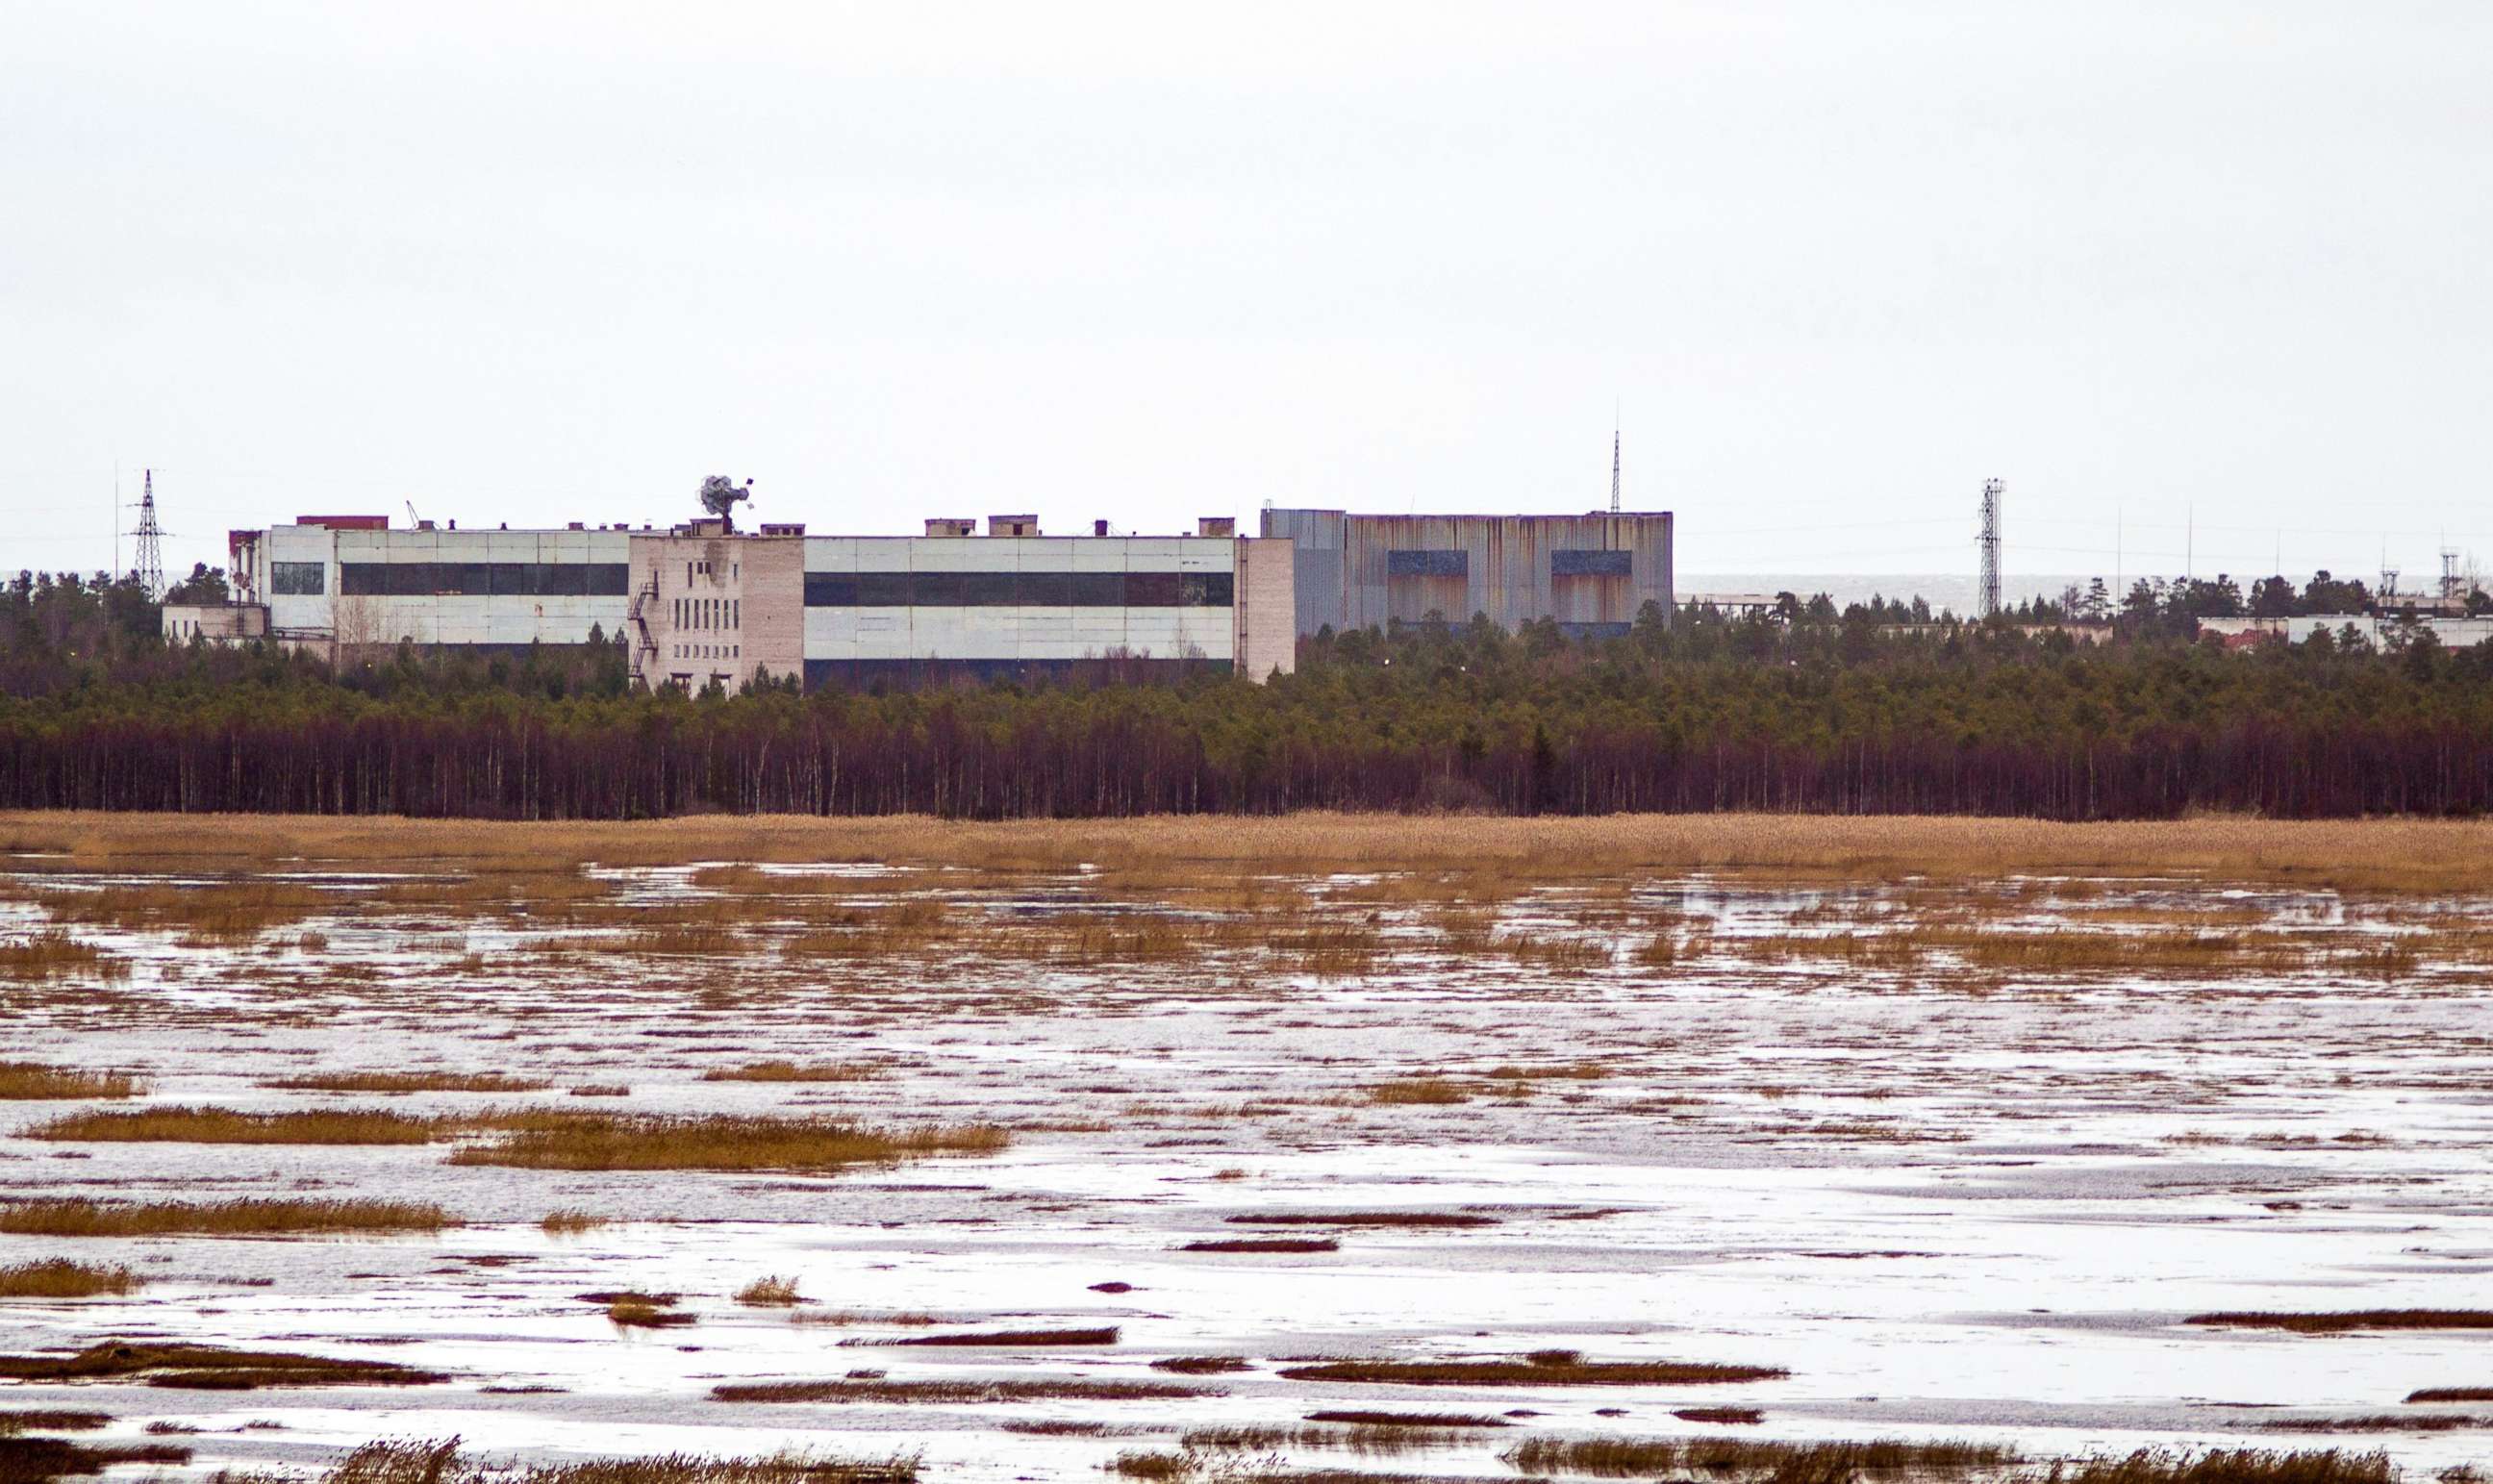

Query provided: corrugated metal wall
[1259,511,1674,636]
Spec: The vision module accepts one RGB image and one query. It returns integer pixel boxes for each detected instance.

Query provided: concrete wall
[162,603,267,643]
[800,536,1242,672]
[628,532,805,692]
[1232,537,1297,679]
[1261,510,1674,638]
[255,524,634,652]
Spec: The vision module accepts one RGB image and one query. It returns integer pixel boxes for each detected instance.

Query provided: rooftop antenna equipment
[1977,477,2003,619]
[133,469,164,601]
[1609,417,1622,515]
[697,475,754,533]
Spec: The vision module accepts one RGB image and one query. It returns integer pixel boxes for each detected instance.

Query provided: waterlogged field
[0,814,2489,1484]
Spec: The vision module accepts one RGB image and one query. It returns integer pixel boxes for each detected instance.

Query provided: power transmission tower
[1609,422,1622,515]
[133,469,165,601]
[1977,477,2002,619]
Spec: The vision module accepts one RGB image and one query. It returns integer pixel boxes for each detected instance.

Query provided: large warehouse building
[1259,509,1674,638]
[185,513,1295,689]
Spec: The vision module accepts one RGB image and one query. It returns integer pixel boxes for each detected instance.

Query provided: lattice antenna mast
[1977,477,2002,619]
[133,468,164,601]
[1609,421,1622,515]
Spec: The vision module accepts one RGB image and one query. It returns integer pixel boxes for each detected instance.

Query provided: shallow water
[2,863,2489,1479]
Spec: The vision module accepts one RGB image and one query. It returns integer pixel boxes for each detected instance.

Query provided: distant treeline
[5,566,2493,819]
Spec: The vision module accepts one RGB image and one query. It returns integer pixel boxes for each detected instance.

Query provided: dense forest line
[4,566,2491,819]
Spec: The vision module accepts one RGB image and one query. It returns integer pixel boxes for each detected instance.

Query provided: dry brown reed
[735,1276,801,1306]
[713,1377,1198,1404]
[246,1438,919,1484]
[0,1340,443,1388]
[1228,1213,1496,1228]
[1278,1352,1786,1386]
[39,880,331,942]
[0,1197,454,1237]
[702,1062,888,1084]
[449,1112,1007,1171]
[0,1063,140,1100]
[1675,1406,1766,1424]
[0,1437,189,1477]
[1367,1079,1469,1106]
[2037,1449,2393,1484]
[540,1209,608,1234]
[0,932,129,981]
[31,811,2493,893]
[606,1295,692,1329]
[1484,1063,1609,1081]
[264,1071,553,1094]
[0,1411,111,1435]
[2187,1311,2493,1334]
[0,1261,140,1299]
[29,1105,441,1144]
[869,1326,1117,1347]
[1500,1436,2013,1478]
[1301,1411,1510,1428]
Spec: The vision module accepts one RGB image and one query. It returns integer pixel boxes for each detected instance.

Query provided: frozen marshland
[0,817,2487,1483]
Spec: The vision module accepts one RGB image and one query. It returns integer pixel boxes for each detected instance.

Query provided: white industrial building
[169,512,1296,689]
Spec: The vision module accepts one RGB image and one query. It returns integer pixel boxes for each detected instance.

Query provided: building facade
[189,512,1295,688]
[1259,509,1674,638]
[798,516,1292,687]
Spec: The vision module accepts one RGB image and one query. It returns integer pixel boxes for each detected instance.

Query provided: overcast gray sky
[6,1,2489,590]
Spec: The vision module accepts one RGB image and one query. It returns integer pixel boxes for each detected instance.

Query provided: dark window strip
[337,563,630,597]
[803,571,1233,608]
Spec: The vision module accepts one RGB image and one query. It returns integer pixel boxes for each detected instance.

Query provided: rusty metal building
[1259,510,1674,638]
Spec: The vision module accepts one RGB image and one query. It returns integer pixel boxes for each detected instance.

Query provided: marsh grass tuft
[0,931,130,981]
[607,1295,693,1329]
[0,1437,189,1477]
[0,1063,140,1100]
[867,1326,1117,1347]
[2187,1311,2493,1334]
[1181,1238,1338,1254]
[702,1062,889,1084]
[1300,1411,1509,1428]
[247,1438,919,1484]
[265,1071,553,1094]
[1366,1079,1469,1106]
[2039,1449,2393,1484]
[736,1276,801,1306]
[541,1208,608,1234]
[1228,1212,1495,1229]
[30,1105,442,1144]
[1501,1437,2013,1479]
[450,1113,1006,1172]
[0,1409,112,1434]
[0,1197,454,1237]
[0,1261,140,1299]
[0,1340,444,1389]
[713,1378,1197,1404]
[1279,1354,1786,1386]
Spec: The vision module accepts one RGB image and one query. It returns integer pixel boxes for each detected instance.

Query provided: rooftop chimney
[1094,518,1110,537]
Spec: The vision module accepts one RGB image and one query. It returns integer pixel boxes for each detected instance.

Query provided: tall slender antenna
[133,469,164,601]
[1609,411,1622,515]
[1977,477,2003,619]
